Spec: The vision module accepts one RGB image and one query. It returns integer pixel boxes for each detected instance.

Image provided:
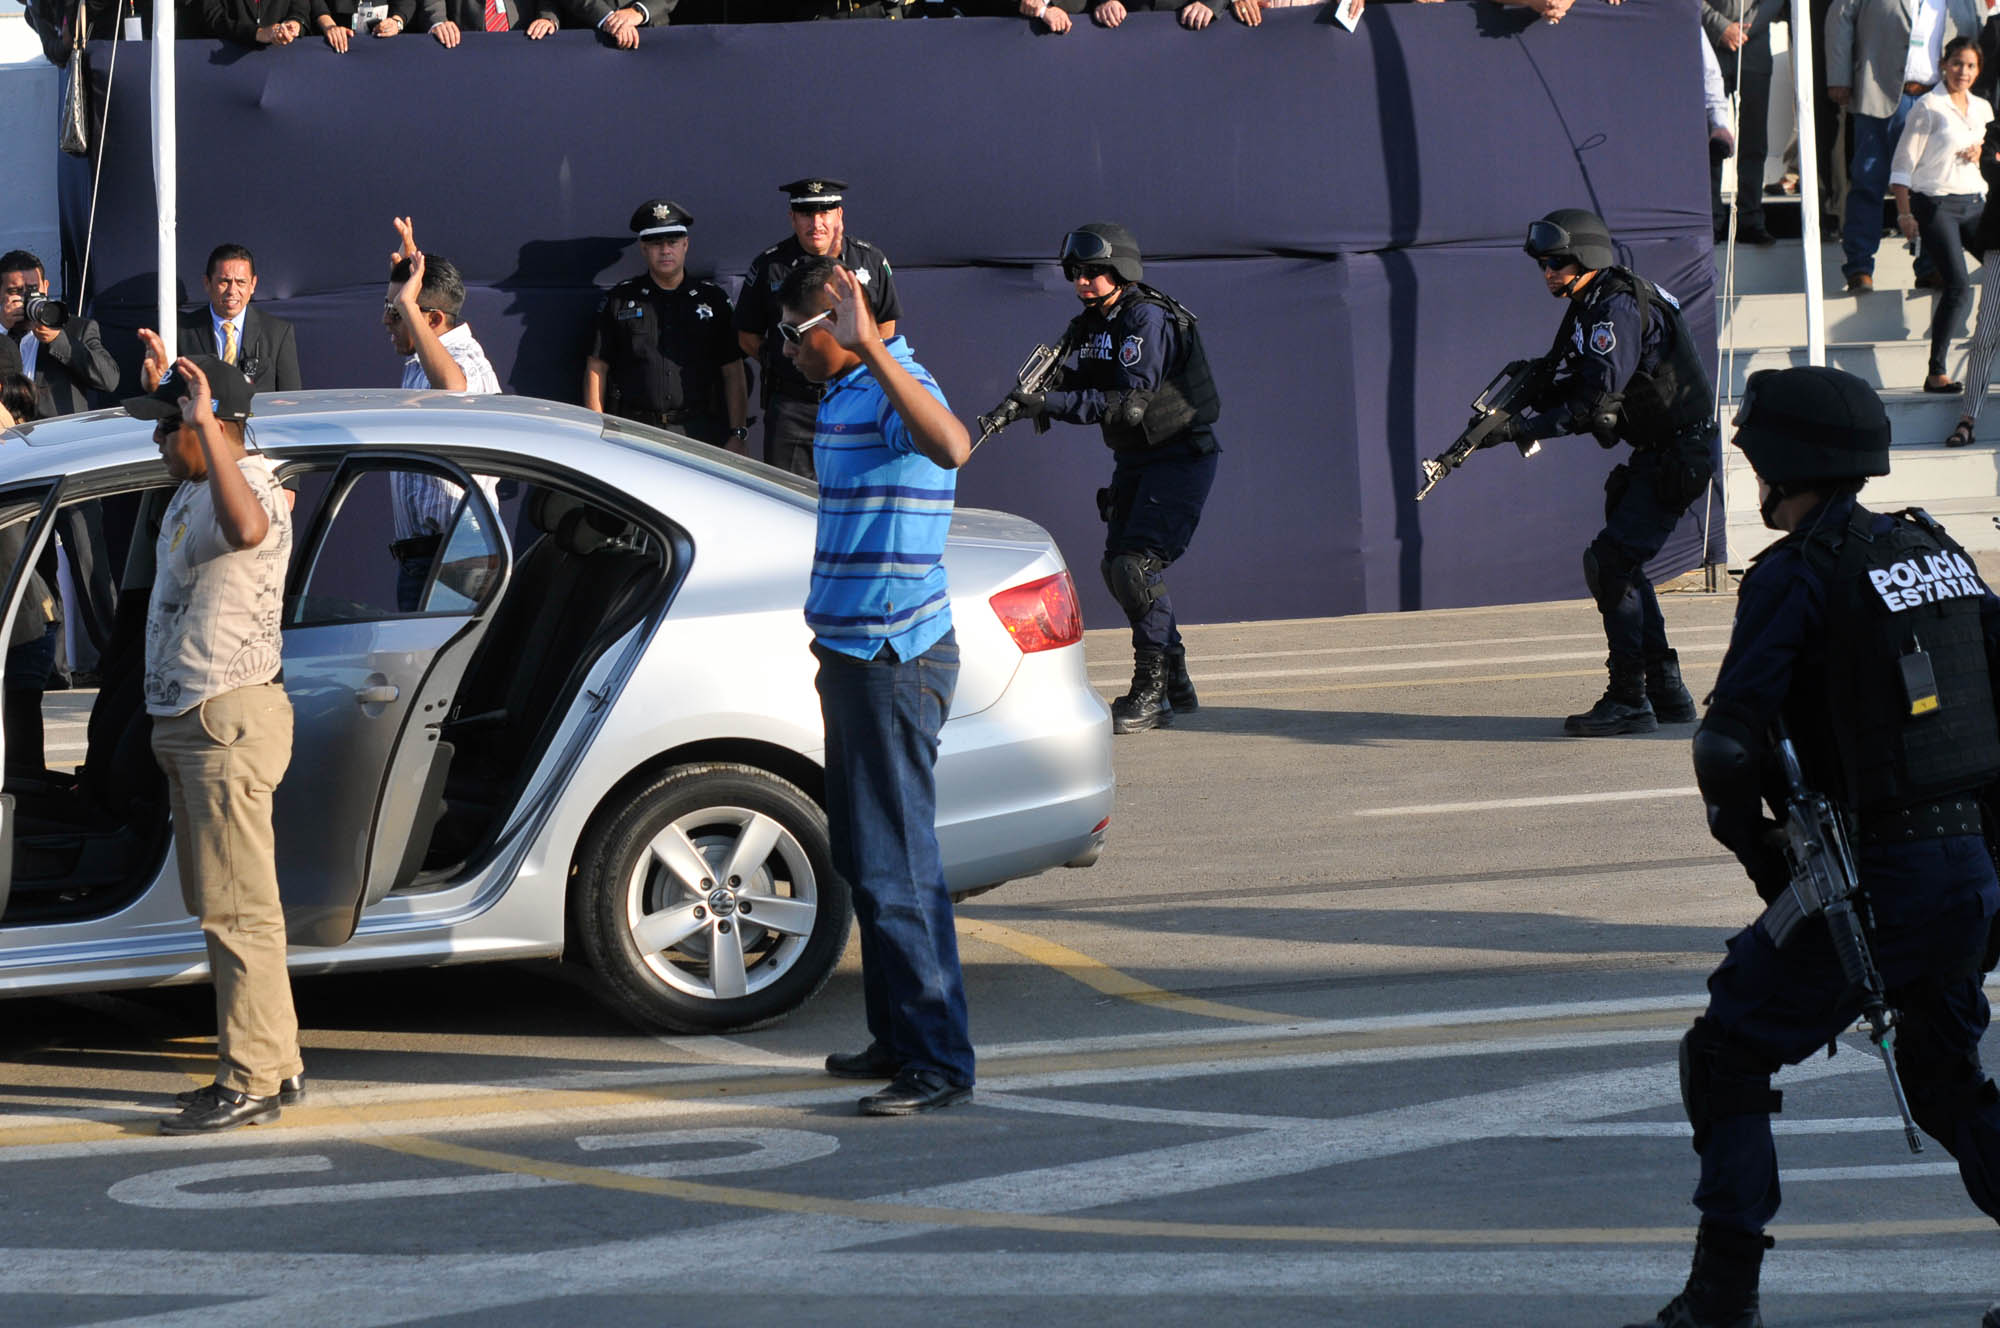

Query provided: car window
[288,467,504,626]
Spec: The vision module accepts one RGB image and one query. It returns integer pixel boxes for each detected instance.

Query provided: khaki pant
[151,681,300,1097]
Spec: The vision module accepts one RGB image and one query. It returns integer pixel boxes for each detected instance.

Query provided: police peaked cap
[1061,222,1143,284]
[1524,209,1617,271]
[1733,366,1892,485]
[781,178,847,211]
[631,199,693,238]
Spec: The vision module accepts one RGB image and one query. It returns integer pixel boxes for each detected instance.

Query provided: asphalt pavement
[6,584,1999,1327]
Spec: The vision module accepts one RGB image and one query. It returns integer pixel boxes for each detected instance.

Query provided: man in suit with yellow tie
[175,245,302,393]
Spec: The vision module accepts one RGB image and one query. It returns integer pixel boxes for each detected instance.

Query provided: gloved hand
[1007,389,1047,419]
[1475,415,1519,449]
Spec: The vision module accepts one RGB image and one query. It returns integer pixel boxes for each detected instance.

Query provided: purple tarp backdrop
[61,0,1718,628]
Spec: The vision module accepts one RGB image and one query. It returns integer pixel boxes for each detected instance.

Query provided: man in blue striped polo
[778,255,977,1116]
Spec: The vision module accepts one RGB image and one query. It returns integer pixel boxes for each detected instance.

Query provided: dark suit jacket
[312,0,418,28]
[175,306,303,393]
[193,0,310,42]
[8,317,119,418]
[417,0,669,28]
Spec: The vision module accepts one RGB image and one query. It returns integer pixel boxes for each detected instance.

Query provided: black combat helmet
[1061,223,1143,284]
[1524,209,1617,271]
[1733,366,1892,485]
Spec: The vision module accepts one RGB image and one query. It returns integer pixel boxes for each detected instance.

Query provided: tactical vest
[1561,268,1714,452]
[1788,505,2000,812]
[1065,284,1221,453]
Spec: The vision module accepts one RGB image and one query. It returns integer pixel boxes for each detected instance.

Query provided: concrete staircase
[1715,238,2000,561]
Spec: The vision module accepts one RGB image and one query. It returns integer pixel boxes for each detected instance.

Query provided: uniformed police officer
[734,178,901,478]
[1496,208,1717,737]
[585,199,748,452]
[1629,365,2000,1328]
[1007,223,1220,735]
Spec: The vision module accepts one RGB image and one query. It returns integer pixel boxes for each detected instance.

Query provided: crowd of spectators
[22,0,1596,56]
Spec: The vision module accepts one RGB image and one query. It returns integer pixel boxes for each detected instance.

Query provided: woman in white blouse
[1891,37,1993,394]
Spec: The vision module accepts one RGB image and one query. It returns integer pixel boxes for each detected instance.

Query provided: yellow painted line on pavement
[0,1006,1703,1150]
[357,1131,1997,1247]
[954,917,1299,1025]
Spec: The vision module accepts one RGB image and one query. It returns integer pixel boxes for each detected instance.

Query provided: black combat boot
[1111,648,1173,735]
[1624,1221,1771,1328]
[1645,649,1699,723]
[1564,653,1658,737]
[1164,645,1198,714]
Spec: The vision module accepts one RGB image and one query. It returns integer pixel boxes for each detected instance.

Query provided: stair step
[1720,437,2000,562]
[1720,288,1983,345]
[1716,238,1923,296]
[1719,341,1994,395]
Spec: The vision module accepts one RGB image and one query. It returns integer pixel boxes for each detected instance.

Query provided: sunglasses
[1063,262,1116,282]
[777,308,837,346]
[1536,256,1574,272]
[381,303,444,324]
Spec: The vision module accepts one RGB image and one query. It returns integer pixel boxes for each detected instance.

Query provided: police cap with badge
[630,199,693,240]
[781,178,846,213]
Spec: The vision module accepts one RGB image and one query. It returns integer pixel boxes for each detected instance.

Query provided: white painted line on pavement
[1154,625,1735,666]
[1355,787,1701,817]
[1785,1163,1963,1182]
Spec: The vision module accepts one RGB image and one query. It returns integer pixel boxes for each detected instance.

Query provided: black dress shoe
[1735,224,1778,246]
[158,1086,280,1135]
[176,1074,305,1108]
[825,1046,900,1080]
[859,1069,972,1116]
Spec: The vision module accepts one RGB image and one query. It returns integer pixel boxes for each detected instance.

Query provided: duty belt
[1856,796,1986,846]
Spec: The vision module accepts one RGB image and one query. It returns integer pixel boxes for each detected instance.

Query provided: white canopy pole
[1791,5,1827,366]
[152,0,175,351]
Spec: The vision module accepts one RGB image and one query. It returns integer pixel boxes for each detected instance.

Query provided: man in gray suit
[1828,0,1985,289]
[175,244,303,393]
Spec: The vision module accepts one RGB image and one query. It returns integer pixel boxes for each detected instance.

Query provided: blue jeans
[1842,96,1915,279]
[1693,836,2000,1233]
[812,630,973,1086]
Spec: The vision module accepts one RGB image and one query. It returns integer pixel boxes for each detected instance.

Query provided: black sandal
[1924,378,1965,394]
[1947,417,1977,447]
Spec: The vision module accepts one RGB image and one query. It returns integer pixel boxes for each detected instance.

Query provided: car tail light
[990,571,1083,653]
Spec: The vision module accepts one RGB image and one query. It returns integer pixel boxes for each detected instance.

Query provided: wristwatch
[728,427,750,441]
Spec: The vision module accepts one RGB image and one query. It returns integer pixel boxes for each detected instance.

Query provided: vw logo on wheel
[707,891,738,918]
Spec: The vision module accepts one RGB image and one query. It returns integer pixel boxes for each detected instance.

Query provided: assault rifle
[1759,723,1924,1154]
[973,342,1064,454]
[1415,357,1553,501]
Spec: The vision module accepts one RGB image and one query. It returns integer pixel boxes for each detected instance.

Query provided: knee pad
[1101,552,1166,621]
[1680,1018,1783,1155]
[1583,537,1637,616]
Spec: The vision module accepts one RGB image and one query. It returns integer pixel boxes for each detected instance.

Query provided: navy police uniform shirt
[1518,278,1678,441]
[589,275,738,419]
[1712,494,2000,723]
[1043,295,1211,460]
[735,236,901,400]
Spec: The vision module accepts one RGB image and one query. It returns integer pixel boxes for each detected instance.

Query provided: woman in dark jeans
[1891,37,1993,394]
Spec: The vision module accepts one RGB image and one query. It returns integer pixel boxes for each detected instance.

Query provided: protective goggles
[776,307,836,346]
[1734,369,1772,429]
[1059,230,1120,280]
[1522,219,1574,261]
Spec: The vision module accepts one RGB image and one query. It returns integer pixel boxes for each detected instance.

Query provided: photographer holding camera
[0,250,118,419]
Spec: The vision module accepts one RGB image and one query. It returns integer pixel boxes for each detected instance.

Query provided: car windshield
[598,420,818,509]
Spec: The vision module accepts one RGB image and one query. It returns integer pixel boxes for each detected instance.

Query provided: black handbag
[58,4,89,158]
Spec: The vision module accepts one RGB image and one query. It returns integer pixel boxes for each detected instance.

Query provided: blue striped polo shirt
[806,336,957,660]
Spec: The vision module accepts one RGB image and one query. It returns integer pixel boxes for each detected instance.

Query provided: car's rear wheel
[575,763,849,1033]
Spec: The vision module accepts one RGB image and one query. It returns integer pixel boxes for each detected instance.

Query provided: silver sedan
[0,391,1113,1031]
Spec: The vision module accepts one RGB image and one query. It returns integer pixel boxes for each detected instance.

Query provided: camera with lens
[20,292,68,331]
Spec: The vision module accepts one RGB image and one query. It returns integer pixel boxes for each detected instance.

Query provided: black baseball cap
[123,355,253,424]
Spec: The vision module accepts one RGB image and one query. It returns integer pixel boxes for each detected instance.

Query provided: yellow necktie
[221,321,238,366]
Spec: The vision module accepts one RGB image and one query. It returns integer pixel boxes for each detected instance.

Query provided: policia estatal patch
[1869,550,1989,611]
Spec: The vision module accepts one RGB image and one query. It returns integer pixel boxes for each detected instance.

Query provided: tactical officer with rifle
[998,223,1220,734]
[1631,364,2000,1328]
[1455,209,1716,737]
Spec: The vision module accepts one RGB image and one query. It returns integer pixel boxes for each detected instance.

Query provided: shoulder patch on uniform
[1588,321,1617,355]
[1119,334,1144,368]
[1654,285,1681,309]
